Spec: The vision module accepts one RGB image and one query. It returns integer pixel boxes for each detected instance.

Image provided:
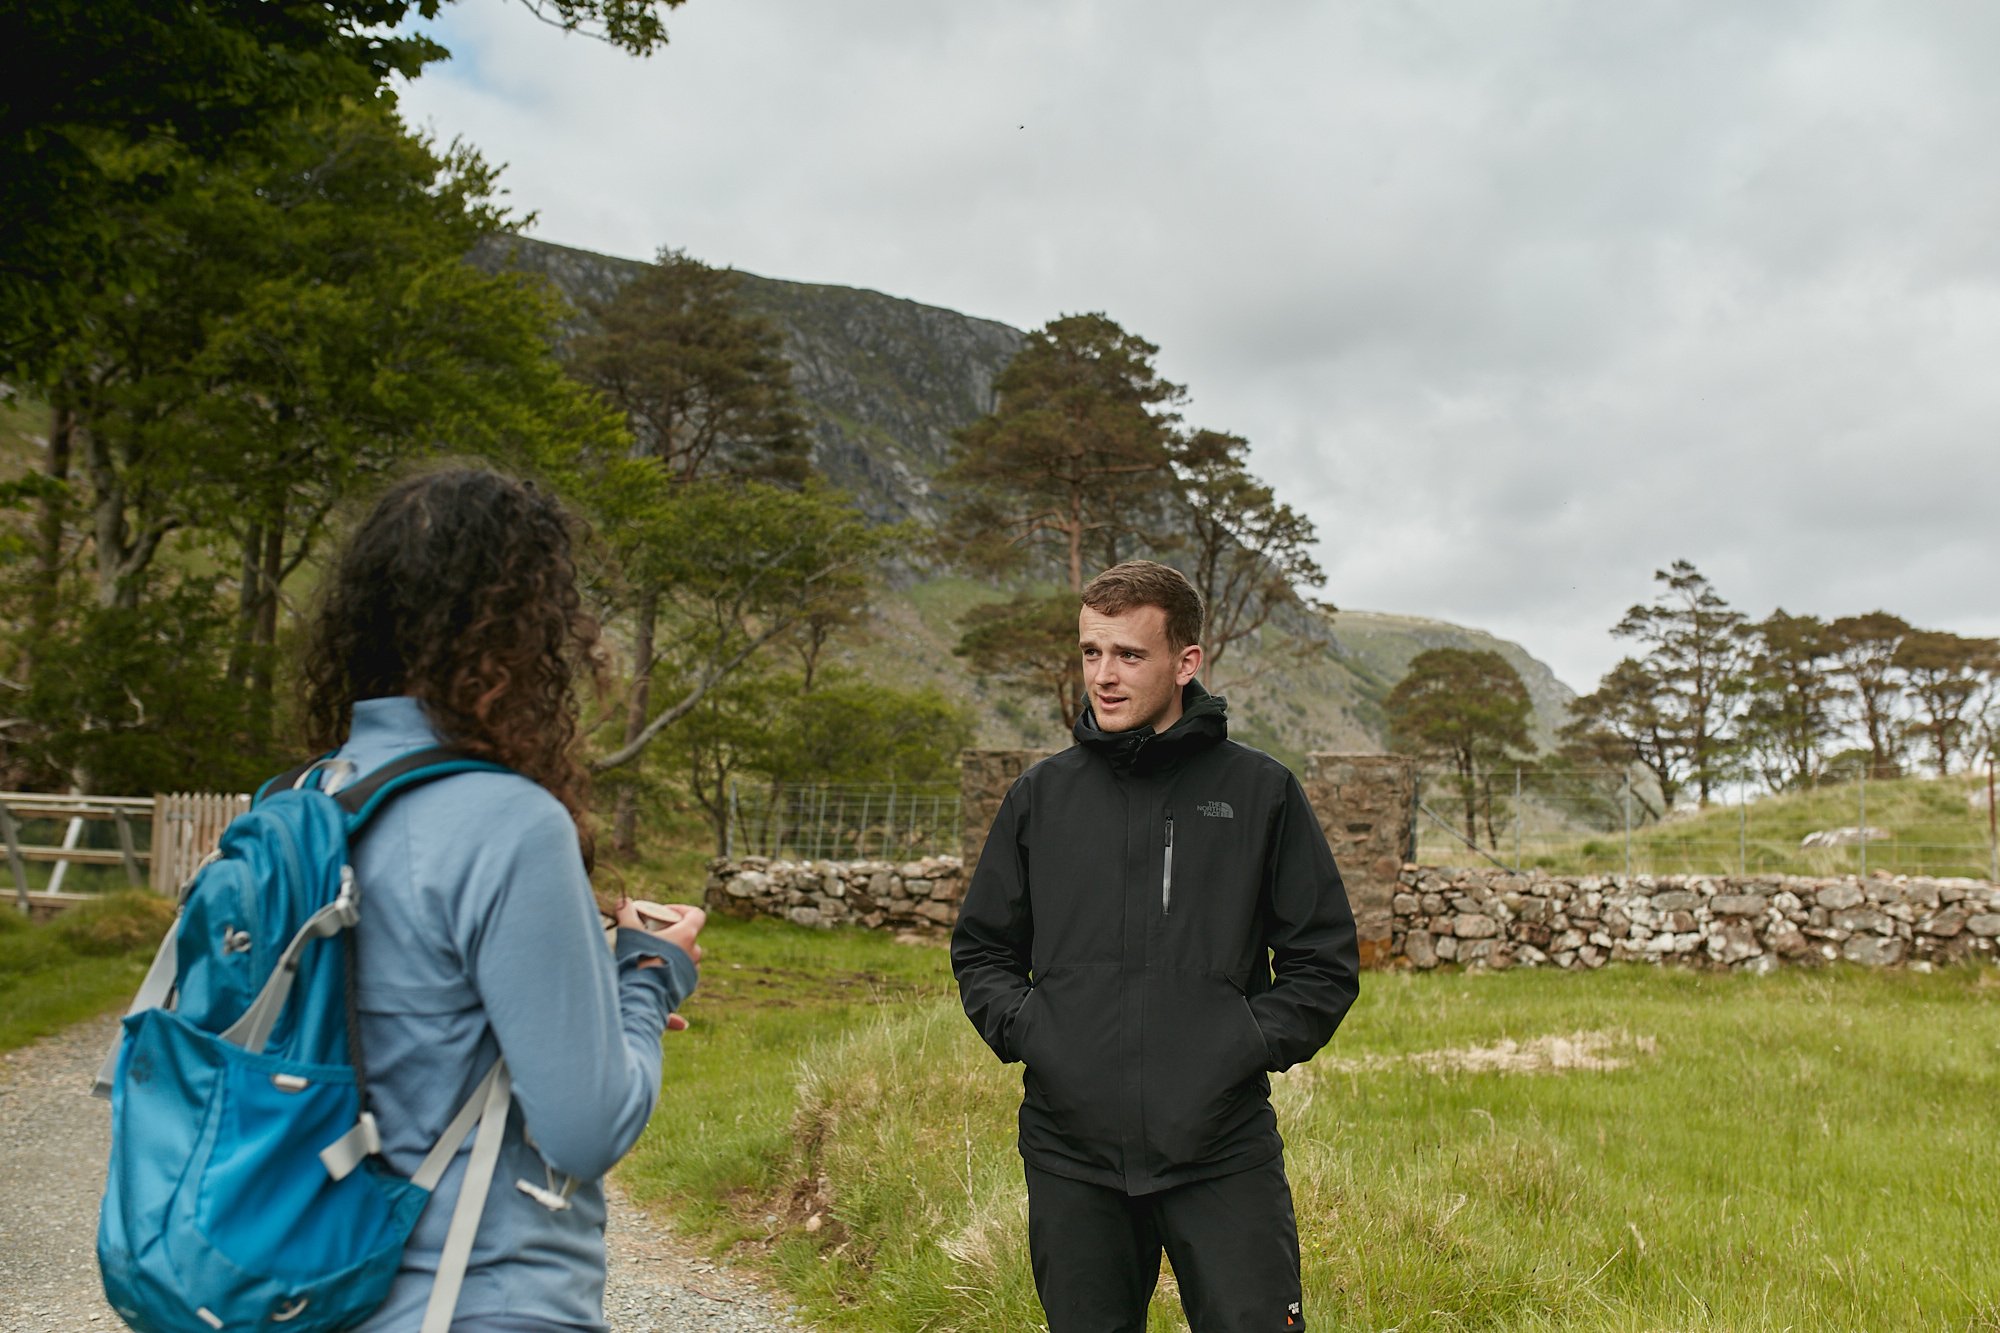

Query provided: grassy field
[14,874,1996,1329]
[627,921,2000,1332]
[0,893,171,1052]
[616,915,958,1240]
[1419,771,1998,881]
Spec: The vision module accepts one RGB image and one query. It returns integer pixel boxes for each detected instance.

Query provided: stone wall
[705,855,965,934]
[959,749,1054,861]
[719,749,1423,953]
[1304,754,1416,969]
[1393,866,2000,972]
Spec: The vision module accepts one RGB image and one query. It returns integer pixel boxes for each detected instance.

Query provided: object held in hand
[629,900,685,930]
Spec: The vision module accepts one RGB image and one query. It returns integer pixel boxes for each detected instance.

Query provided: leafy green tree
[565,248,818,853]
[1167,428,1324,690]
[943,313,1183,723]
[657,665,973,854]
[31,103,619,730]
[952,591,1083,731]
[1386,647,1534,849]
[10,583,274,795]
[1735,610,1841,791]
[1611,560,1746,807]
[582,476,888,774]
[3,1,685,373]
[568,250,808,486]
[944,313,1182,592]
[1560,657,1681,814]
[5,103,624,788]
[1827,611,1910,779]
[1894,630,1999,776]
[650,663,767,859]
[763,673,974,788]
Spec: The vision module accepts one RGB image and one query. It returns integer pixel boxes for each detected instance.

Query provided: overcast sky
[399,0,1999,694]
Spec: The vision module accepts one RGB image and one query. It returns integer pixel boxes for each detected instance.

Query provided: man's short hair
[1081,560,1204,652]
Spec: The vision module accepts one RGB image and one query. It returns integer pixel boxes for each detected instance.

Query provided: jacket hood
[1073,680,1228,775]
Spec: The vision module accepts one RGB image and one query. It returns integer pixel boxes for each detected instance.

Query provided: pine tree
[942,312,1182,724]
[1827,612,1911,779]
[1610,561,1747,807]
[1386,648,1534,849]
[1167,429,1324,690]
[1736,610,1841,790]
[568,248,816,853]
[1894,629,1999,776]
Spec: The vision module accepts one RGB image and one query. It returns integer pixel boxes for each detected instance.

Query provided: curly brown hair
[301,467,601,859]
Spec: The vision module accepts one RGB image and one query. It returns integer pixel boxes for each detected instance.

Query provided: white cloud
[400,0,2000,693]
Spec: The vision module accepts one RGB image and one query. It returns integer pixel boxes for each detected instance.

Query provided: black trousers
[1024,1155,1305,1333]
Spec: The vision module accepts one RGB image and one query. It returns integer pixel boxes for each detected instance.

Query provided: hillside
[1326,609,1576,753]
[480,235,1578,764]
[475,235,1021,526]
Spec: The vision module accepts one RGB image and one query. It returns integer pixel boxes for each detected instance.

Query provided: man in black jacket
[952,560,1360,1333]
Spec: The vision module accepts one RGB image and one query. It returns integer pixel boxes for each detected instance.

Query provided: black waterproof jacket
[951,683,1360,1194]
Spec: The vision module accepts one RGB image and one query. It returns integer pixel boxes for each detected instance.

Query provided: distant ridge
[480,234,1575,762]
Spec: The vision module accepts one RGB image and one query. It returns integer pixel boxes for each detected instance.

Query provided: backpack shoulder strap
[335,747,512,829]
[255,756,329,806]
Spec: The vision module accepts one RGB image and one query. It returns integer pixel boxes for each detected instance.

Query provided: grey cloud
[402,0,1999,692]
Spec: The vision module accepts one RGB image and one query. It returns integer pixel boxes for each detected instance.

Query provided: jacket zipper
[1161,812,1174,914]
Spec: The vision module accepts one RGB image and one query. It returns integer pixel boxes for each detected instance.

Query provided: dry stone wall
[1304,754,1415,968]
[705,855,964,934]
[718,749,1414,947]
[959,749,1053,861]
[1394,867,2000,972]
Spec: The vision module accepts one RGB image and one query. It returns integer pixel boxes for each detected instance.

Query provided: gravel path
[0,1014,807,1332]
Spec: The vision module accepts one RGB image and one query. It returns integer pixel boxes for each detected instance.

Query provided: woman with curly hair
[303,466,703,1332]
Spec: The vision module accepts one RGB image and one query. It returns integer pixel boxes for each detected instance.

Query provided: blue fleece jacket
[335,698,696,1333]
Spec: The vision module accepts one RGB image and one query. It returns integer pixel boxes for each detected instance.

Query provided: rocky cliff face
[474,235,1020,525]
[478,234,1575,760]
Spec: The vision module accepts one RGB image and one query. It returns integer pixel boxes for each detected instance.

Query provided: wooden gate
[150,792,251,893]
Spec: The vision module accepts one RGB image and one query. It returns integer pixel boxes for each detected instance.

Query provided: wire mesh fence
[724,780,962,862]
[1414,764,2000,881]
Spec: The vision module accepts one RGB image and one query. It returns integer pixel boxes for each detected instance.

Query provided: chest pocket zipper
[1162,812,1174,914]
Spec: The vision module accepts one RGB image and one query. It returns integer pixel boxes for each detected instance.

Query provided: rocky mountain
[481,235,1575,766]
[476,235,1020,525]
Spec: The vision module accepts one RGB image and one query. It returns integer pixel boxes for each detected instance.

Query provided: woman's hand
[616,901,707,961]
[615,900,706,1030]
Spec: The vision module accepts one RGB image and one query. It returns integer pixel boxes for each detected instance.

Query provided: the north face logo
[1195,801,1233,819]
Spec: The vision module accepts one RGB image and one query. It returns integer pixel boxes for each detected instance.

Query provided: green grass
[616,915,957,1245]
[900,573,1015,629]
[630,937,2000,1332]
[0,892,172,1052]
[1425,773,1998,880]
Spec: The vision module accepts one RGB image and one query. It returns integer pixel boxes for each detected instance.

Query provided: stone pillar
[959,749,1056,861]
[1304,754,1416,969]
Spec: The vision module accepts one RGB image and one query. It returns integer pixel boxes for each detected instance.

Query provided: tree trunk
[1054,655,1086,732]
[1066,487,1084,595]
[228,520,263,689]
[82,432,162,611]
[612,591,659,857]
[27,403,73,671]
[1457,750,1478,849]
[247,505,284,738]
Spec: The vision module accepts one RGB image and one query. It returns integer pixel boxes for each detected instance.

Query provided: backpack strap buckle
[319,1112,383,1182]
[294,758,358,795]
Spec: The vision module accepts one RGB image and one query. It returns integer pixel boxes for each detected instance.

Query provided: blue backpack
[94,748,513,1333]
